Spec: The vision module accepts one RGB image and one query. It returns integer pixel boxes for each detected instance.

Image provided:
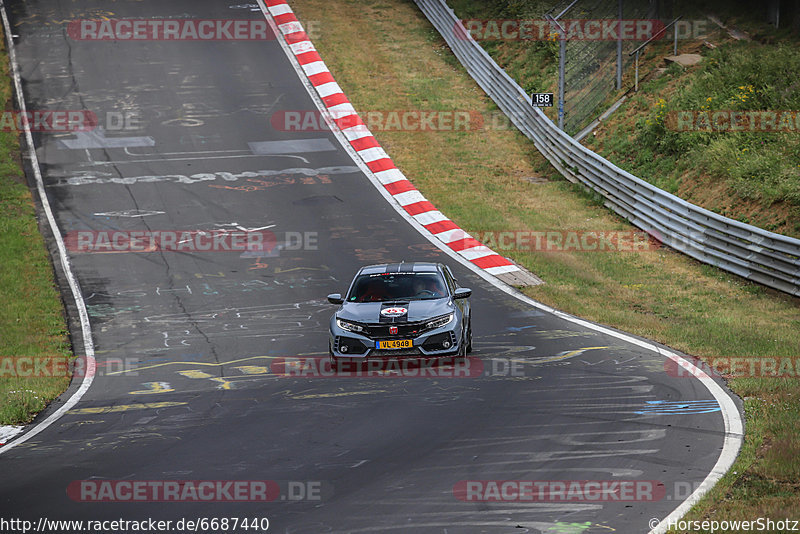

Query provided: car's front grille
[362,321,429,338]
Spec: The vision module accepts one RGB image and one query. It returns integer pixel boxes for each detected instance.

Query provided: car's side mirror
[327,293,344,305]
[453,288,471,299]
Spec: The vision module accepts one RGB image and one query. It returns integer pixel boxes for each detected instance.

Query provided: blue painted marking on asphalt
[506,325,537,332]
[635,400,721,415]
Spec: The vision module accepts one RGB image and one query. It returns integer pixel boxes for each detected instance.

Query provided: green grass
[448,0,800,237]
[0,32,72,425]
[586,35,800,237]
[633,42,800,202]
[290,0,800,528]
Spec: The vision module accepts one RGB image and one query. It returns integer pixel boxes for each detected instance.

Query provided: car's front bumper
[329,322,462,360]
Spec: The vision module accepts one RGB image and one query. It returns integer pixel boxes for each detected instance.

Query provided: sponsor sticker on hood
[380,307,408,317]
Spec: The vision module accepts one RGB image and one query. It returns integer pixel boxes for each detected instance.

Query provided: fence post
[673,21,678,55]
[558,34,566,129]
[616,0,623,90]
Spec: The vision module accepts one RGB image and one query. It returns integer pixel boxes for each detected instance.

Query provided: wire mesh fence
[547,0,667,134]
[450,0,679,135]
[417,0,800,296]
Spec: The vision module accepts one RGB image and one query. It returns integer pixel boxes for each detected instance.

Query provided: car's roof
[357,262,442,276]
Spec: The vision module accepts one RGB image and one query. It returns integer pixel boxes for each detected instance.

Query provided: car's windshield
[347,272,448,303]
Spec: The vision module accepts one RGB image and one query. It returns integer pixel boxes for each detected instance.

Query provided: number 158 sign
[531,93,553,107]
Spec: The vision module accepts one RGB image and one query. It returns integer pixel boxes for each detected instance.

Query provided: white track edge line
[255,5,743,530]
[0,6,96,454]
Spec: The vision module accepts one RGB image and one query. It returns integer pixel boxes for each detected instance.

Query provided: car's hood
[337,299,454,324]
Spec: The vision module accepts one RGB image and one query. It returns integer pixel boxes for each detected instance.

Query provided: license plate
[377,339,412,350]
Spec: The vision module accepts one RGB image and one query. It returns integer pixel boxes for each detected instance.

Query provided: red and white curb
[264,0,539,285]
[260,7,741,533]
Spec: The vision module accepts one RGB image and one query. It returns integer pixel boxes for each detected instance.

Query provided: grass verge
[0,30,72,426]
[586,39,800,237]
[447,0,800,236]
[290,0,799,527]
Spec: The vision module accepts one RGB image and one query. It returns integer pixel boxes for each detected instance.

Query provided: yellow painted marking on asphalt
[210,377,234,390]
[129,381,174,395]
[235,365,269,375]
[107,355,279,375]
[107,352,327,376]
[288,390,388,400]
[193,272,227,278]
[509,346,609,366]
[177,369,214,379]
[273,265,329,273]
[69,402,187,414]
[532,329,598,340]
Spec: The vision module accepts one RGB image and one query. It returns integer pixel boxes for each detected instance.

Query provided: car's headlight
[336,318,364,333]
[426,313,454,330]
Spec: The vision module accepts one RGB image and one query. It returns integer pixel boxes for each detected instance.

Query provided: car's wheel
[465,318,473,354]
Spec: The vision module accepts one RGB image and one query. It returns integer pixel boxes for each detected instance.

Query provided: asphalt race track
[0,1,741,533]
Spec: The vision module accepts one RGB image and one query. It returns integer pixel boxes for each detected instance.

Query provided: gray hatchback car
[327,262,472,363]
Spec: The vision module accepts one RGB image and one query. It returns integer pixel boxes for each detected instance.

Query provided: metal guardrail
[415,0,800,296]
